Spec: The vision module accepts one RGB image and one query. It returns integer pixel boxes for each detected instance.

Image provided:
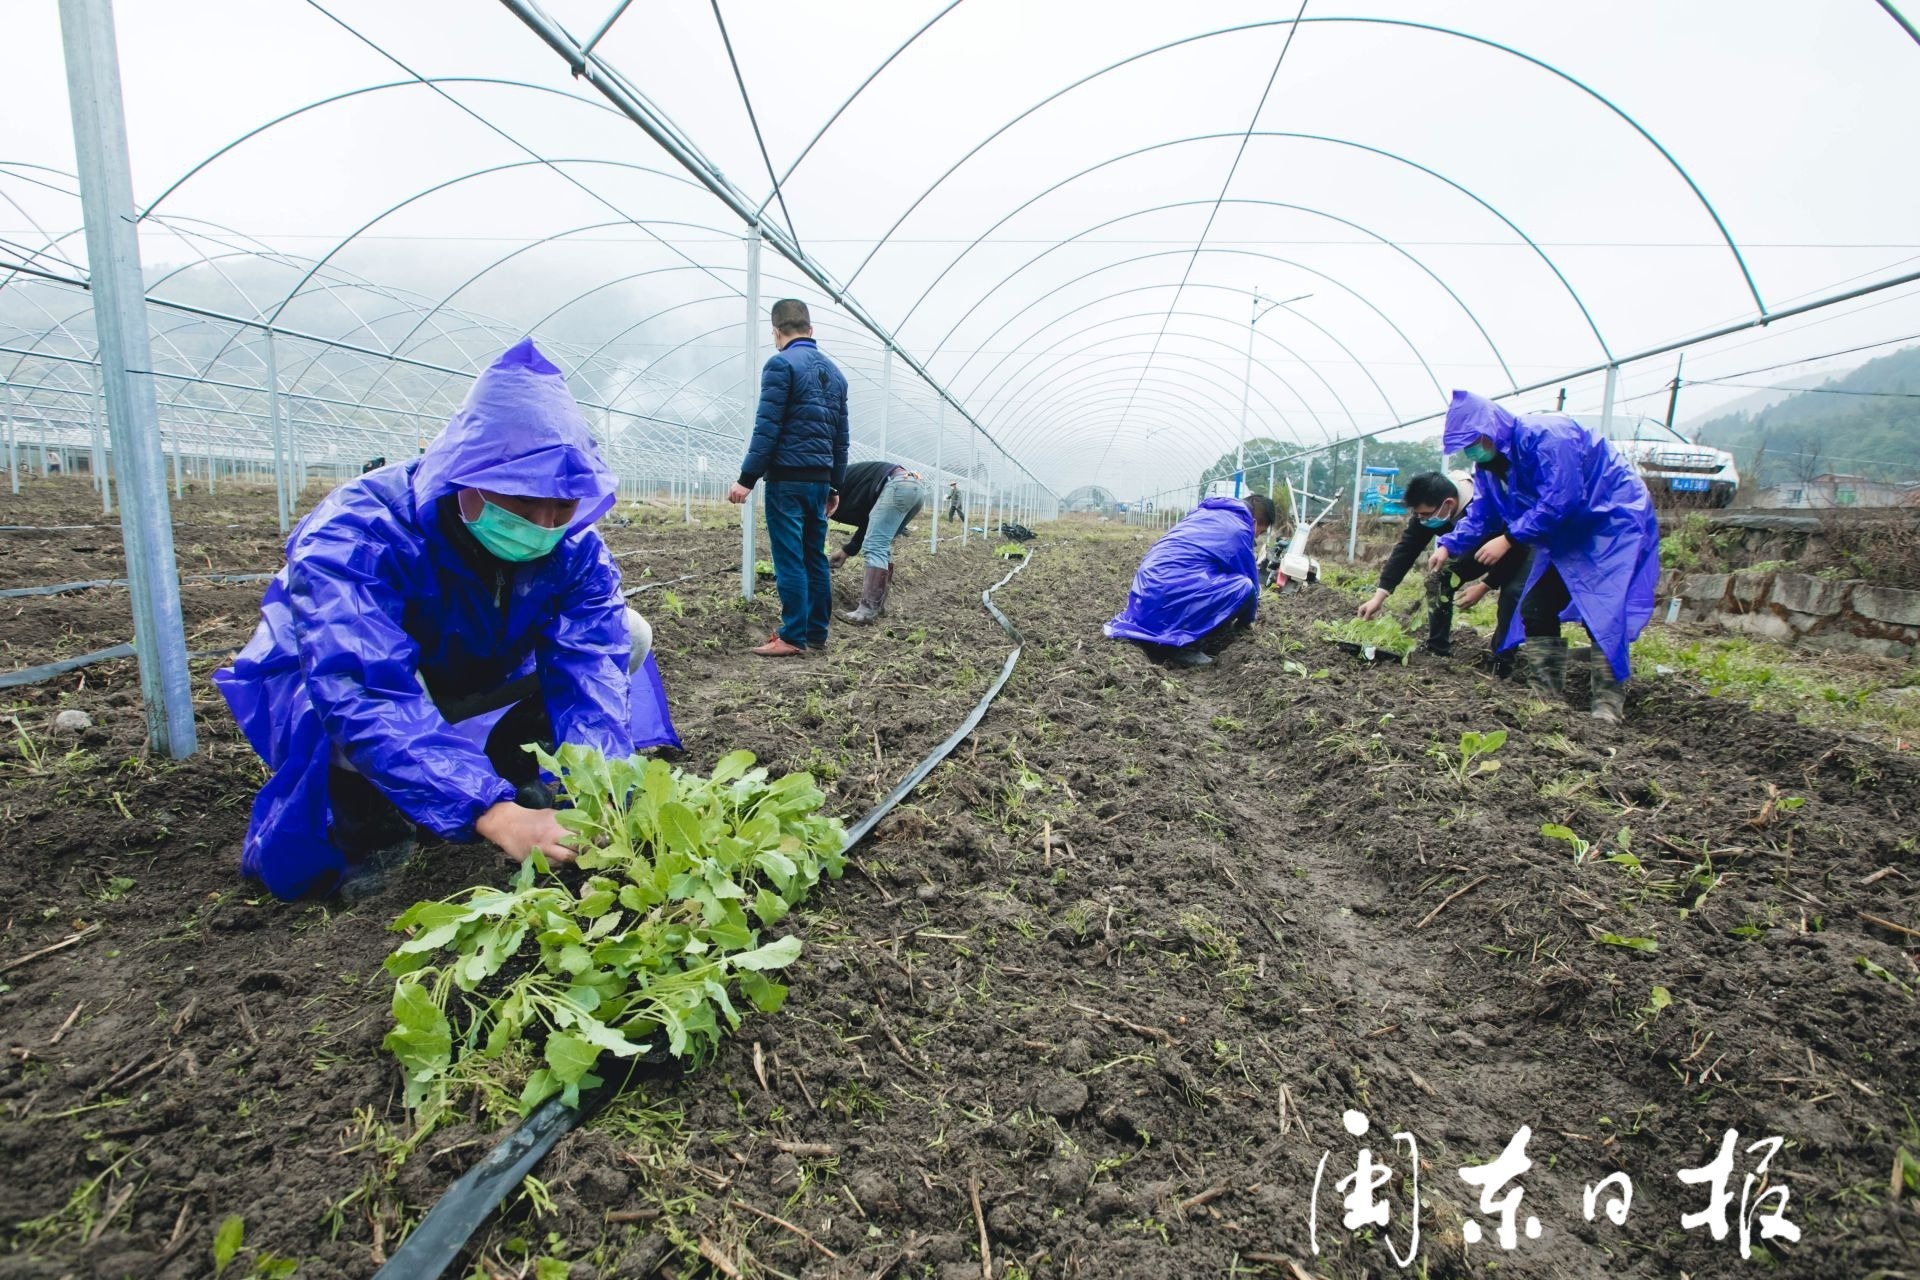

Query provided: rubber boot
[1589,663,1626,723]
[840,567,888,624]
[1520,635,1568,698]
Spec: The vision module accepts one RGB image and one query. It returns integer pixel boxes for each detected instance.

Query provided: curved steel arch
[938,246,1448,410]
[987,340,1314,442]
[958,282,1401,429]
[949,261,1421,431]
[974,312,1357,446]
[923,196,1518,394]
[897,129,1606,365]
[138,77,653,220]
[755,0,971,216]
[990,367,1310,465]
[844,16,1762,314]
[386,217,751,359]
[265,156,719,326]
[987,347,1331,452]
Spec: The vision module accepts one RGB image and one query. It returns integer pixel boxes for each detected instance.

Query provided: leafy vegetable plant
[1314,616,1418,662]
[382,748,845,1117]
[1429,728,1506,784]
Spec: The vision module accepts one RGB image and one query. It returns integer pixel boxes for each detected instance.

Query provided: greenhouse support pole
[930,402,944,555]
[205,422,215,494]
[682,422,692,523]
[171,433,181,499]
[265,328,290,534]
[59,0,196,757]
[740,226,762,600]
[91,363,110,512]
[963,427,975,546]
[1347,439,1365,562]
[877,346,892,456]
[5,389,16,494]
[1599,362,1620,439]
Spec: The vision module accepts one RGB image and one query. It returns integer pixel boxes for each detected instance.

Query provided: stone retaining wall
[1665,569,1920,660]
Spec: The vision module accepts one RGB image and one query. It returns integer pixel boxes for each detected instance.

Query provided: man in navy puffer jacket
[728,299,850,655]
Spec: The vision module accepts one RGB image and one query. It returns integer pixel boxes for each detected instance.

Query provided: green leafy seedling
[1541,823,1591,861]
[1431,728,1506,784]
[1856,955,1914,997]
[381,749,845,1115]
[1596,932,1658,954]
[213,1215,245,1275]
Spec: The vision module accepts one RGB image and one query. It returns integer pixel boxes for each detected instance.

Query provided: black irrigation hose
[0,573,274,600]
[372,548,1037,1280]
[0,644,240,690]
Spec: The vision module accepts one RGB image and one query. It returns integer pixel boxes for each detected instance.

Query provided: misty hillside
[1694,344,1920,486]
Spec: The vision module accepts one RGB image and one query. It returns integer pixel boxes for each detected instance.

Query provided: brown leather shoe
[751,635,806,657]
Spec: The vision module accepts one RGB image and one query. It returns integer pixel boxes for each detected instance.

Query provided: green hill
[1694,344,1920,486]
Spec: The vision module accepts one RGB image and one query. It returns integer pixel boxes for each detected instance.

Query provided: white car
[1572,413,1740,507]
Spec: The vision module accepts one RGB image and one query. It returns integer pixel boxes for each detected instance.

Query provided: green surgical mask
[464,499,567,562]
[1461,442,1497,464]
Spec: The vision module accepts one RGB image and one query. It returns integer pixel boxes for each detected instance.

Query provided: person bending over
[1105,493,1276,668]
[216,339,680,899]
[1357,470,1530,672]
[1429,390,1659,722]
[828,459,929,623]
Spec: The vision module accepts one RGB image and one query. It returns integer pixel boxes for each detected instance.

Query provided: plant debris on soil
[1,479,1916,1280]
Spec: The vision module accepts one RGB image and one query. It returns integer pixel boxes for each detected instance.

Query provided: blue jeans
[764,481,832,647]
[863,476,927,569]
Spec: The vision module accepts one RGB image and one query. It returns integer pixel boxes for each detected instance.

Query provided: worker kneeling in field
[1356,470,1530,672]
[1104,493,1275,668]
[1427,390,1659,722]
[215,339,681,899]
[828,458,929,623]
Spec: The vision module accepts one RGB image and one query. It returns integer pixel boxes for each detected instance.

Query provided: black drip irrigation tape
[372,549,1036,1280]
[0,644,241,690]
[0,573,275,600]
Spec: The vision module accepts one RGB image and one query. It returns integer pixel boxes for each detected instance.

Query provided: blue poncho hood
[413,337,617,529]
[1442,389,1520,456]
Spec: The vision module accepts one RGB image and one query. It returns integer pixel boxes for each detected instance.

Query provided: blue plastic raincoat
[214,339,680,899]
[1436,390,1660,681]
[1104,498,1260,647]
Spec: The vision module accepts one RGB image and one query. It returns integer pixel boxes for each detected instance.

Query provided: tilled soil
[0,488,1915,1280]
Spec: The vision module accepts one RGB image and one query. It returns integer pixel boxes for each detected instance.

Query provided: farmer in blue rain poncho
[1105,494,1275,668]
[215,339,681,899]
[1428,390,1660,722]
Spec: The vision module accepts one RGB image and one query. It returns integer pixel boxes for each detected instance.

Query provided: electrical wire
[1689,380,1920,400]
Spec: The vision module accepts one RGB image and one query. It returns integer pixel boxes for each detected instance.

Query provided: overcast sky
[4,0,1918,499]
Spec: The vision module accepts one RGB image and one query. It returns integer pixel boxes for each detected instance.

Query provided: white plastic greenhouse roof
[5,1,1919,502]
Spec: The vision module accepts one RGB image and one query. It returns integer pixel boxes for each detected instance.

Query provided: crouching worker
[1104,493,1275,668]
[1431,390,1659,722]
[1356,471,1530,671]
[215,339,682,899]
[828,459,928,623]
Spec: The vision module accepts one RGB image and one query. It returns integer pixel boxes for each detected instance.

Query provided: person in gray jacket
[828,460,928,622]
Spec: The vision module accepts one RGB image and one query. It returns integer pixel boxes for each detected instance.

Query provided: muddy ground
[0,479,1915,1280]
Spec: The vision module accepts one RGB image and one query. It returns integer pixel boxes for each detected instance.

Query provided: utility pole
[1663,353,1685,432]
[60,0,196,756]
